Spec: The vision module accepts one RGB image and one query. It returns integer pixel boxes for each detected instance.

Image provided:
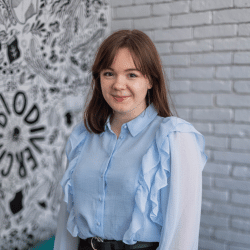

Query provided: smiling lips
[113,95,130,102]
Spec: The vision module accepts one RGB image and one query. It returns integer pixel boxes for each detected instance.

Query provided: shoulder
[157,116,208,170]
[69,120,87,140]
[156,116,202,146]
[65,121,88,160]
[159,116,197,132]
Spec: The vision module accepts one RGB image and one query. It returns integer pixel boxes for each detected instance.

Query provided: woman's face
[100,47,152,121]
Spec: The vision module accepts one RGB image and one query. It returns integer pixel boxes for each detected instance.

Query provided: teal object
[30,236,55,250]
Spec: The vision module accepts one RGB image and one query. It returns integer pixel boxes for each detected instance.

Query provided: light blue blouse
[54,103,208,250]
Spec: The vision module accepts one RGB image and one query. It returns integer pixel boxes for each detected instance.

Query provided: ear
[148,82,153,89]
[145,75,152,89]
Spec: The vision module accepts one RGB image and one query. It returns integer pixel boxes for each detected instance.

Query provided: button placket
[97,132,122,235]
[119,124,128,140]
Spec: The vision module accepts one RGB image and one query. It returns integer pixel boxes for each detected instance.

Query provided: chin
[111,105,133,114]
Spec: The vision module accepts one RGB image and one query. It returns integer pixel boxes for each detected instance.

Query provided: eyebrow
[106,67,141,72]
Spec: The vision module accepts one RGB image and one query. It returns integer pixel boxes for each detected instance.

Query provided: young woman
[54,29,207,250]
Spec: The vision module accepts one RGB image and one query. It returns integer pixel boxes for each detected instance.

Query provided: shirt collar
[102,103,158,137]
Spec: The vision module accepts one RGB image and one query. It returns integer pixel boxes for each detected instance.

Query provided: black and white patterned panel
[0,1,110,249]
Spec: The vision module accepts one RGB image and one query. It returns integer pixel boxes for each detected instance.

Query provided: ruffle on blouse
[60,122,88,237]
[123,117,207,244]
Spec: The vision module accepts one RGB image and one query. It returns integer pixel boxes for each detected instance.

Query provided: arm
[54,125,86,249]
[158,132,203,250]
[54,154,79,250]
[54,195,80,250]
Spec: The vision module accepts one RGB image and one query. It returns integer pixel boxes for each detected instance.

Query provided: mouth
[112,95,131,102]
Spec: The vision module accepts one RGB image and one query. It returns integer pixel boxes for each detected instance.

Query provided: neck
[110,112,133,126]
[110,103,148,127]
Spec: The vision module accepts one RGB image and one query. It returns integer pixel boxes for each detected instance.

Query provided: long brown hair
[83,29,177,134]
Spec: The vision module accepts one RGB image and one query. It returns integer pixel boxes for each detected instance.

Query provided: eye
[103,71,113,77]
[128,73,137,78]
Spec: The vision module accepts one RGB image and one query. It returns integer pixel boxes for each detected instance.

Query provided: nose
[112,75,127,90]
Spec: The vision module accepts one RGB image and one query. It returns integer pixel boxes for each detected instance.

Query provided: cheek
[100,79,108,92]
[133,80,150,93]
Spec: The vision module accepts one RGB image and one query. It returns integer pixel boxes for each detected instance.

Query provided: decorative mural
[0,0,110,249]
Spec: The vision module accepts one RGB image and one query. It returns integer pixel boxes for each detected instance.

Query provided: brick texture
[213,9,250,24]
[239,23,250,36]
[234,52,250,64]
[194,24,237,38]
[172,12,212,27]
[234,0,250,8]
[232,217,250,231]
[110,0,250,248]
[191,80,232,92]
[154,28,192,42]
[173,39,213,53]
[235,109,250,122]
[153,2,189,15]
[192,0,233,11]
[190,52,232,65]
[233,166,250,178]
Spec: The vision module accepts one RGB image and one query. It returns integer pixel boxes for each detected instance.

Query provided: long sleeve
[158,131,204,250]
[53,195,79,250]
[54,153,79,250]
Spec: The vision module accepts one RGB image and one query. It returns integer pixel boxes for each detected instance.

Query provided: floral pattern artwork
[0,0,110,249]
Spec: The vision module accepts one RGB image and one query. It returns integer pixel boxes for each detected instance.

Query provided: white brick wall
[155,27,192,41]
[235,109,250,122]
[172,12,212,27]
[235,0,250,8]
[214,37,250,50]
[173,39,213,53]
[191,0,234,11]
[234,81,250,93]
[153,1,189,15]
[192,80,232,92]
[232,217,250,231]
[239,23,250,36]
[194,24,237,38]
[110,0,250,249]
[233,166,250,178]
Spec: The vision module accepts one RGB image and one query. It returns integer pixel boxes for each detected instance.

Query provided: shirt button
[97,222,100,226]
[101,175,103,178]
[120,136,123,139]
[99,197,102,201]
[124,125,127,129]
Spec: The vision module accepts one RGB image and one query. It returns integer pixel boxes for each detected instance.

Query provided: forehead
[110,48,144,71]
[111,48,140,69]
